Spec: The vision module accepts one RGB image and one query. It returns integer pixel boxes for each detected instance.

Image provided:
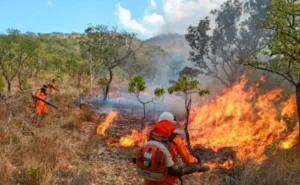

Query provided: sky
[0,0,226,40]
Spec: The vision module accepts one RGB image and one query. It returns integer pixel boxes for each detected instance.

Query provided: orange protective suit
[144,120,198,185]
[49,81,55,96]
[35,89,48,115]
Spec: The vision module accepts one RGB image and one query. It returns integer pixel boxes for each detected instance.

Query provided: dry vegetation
[0,75,299,185]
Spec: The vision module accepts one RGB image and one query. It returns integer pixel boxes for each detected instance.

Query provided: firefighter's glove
[196,164,210,172]
[193,154,201,164]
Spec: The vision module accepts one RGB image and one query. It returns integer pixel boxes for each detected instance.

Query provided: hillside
[145,33,191,57]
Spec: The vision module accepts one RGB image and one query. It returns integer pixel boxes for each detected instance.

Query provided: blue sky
[0,0,225,39]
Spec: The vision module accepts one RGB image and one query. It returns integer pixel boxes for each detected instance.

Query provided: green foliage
[245,0,300,86]
[98,77,108,92]
[168,76,199,94]
[128,75,165,128]
[128,75,147,93]
[199,89,210,96]
[98,77,108,86]
[179,67,201,79]
[154,88,165,97]
[0,29,40,91]
[128,75,165,101]
[66,59,89,87]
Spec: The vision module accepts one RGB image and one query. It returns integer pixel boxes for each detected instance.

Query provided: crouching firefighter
[133,112,210,185]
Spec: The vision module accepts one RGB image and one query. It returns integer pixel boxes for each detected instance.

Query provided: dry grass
[0,74,299,185]
[240,146,300,185]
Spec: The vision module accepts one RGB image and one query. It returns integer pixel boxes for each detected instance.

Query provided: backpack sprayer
[132,131,210,185]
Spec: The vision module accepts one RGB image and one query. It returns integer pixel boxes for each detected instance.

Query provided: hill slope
[145,33,191,57]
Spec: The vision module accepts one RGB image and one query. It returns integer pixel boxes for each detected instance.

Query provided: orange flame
[279,127,299,149]
[96,111,118,136]
[189,75,298,163]
[119,128,150,147]
[204,159,234,170]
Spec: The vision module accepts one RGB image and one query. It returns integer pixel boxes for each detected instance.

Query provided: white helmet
[158,112,177,124]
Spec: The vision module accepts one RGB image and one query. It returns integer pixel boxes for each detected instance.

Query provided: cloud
[115,3,165,37]
[150,0,157,8]
[47,0,52,6]
[115,0,227,38]
[161,0,225,33]
[115,3,147,35]
[142,13,165,27]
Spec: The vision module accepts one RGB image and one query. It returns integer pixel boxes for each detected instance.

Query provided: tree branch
[245,62,297,85]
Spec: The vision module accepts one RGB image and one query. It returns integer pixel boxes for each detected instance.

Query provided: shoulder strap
[168,133,178,146]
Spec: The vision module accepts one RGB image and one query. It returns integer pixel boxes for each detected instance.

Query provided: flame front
[119,128,150,147]
[189,75,298,163]
[96,111,118,136]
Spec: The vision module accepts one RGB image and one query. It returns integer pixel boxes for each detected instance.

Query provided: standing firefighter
[48,79,56,96]
[134,112,210,185]
[35,85,48,117]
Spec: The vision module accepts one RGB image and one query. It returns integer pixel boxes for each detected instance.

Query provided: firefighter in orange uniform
[49,79,56,96]
[35,85,48,117]
[144,112,204,185]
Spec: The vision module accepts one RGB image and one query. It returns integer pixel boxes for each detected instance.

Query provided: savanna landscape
[1,0,300,185]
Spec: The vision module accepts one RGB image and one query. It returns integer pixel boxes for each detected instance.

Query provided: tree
[185,0,257,87]
[242,0,300,142]
[101,28,141,101]
[128,75,165,129]
[168,68,210,148]
[120,45,156,80]
[79,25,108,95]
[0,29,40,92]
[65,59,89,89]
[0,29,20,93]
[98,77,108,95]
[15,33,41,91]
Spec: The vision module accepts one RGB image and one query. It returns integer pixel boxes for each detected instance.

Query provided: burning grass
[189,75,299,164]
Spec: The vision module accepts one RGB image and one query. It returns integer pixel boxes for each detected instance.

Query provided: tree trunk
[295,84,300,144]
[7,81,11,93]
[103,68,113,101]
[185,94,192,149]
[77,75,81,88]
[89,59,93,95]
[89,73,93,96]
[17,75,24,91]
[2,74,12,93]
[141,103,146,129]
